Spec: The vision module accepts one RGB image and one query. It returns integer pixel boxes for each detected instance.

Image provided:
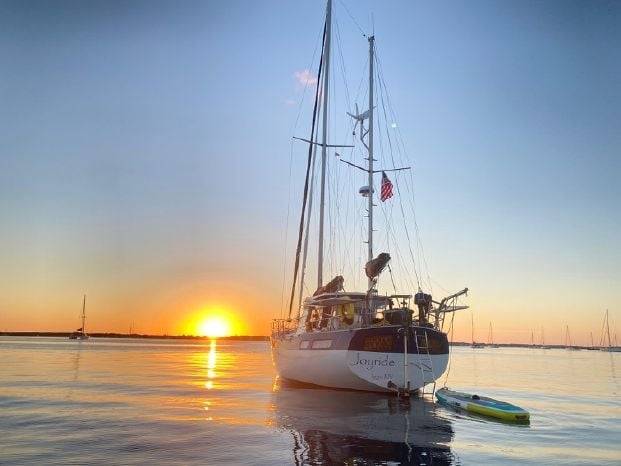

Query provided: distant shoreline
[0,332,269,341]
[0,332,610,349]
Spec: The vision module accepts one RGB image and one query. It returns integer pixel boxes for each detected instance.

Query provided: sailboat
[539,326,549,349]
[69,294,89,340]
[487,322,499,348]
[600,310,620,352]
[271,0,469,396]
[564,325,580,350]
[470,314,484,349]
[585,331,598,351]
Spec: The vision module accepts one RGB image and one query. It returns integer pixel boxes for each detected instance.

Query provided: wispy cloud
[294,69,317,88]
[284,98,297,106]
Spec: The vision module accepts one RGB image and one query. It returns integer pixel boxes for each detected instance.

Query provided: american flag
[380,171,393,201]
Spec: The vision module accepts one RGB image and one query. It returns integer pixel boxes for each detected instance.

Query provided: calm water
[1,337,619,465]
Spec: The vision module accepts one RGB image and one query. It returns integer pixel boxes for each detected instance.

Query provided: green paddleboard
[436,388,530,422]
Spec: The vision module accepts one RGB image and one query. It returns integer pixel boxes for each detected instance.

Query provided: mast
[605,309,612,350]
[317,0,332,289]
[367,35,375,289]
[298,141,318,312]
[81,294,86,334]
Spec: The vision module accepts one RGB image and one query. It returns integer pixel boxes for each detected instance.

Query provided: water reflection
[271,380,455,465]
[71,345,82,383]
[205,339,216,390]
[65,345,83,402]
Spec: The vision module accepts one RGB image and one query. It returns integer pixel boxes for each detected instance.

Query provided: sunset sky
[1,0,619,344]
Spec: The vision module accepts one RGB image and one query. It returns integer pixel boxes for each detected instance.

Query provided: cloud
[284,99,297,106]
[294,69,317,88]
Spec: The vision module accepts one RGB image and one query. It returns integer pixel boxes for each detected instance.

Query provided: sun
[197,316,231,338]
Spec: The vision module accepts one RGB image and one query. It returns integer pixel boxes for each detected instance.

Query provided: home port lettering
[362,335,394,352]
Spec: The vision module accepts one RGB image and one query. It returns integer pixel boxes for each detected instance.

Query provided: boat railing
[271,318,299,338]
[271,296,466,336]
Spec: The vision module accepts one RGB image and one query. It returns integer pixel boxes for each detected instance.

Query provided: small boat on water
[436,387,529,422]
[69,294,89,340]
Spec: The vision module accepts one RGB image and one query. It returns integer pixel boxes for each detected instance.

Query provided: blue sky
[0,0,619,342]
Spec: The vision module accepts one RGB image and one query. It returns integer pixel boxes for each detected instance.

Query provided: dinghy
[435,388,529,422]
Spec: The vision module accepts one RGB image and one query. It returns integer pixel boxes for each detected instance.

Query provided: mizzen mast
[366,35,375,290]
[344,35,410,291]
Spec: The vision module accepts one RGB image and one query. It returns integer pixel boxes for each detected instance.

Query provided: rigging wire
[374,95,417,293]
[442,310,456,388]
[337,0,367,37]
[297,98,321,314]
[278,22,325,319]
[387,263,398,295]
[291,25,326,133]
[287,21,327,320]
[333,18,357,279]
[374,45,438,293]
[374,52,422,290]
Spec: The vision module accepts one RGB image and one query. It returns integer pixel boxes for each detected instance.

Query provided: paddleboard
[436,388,529,422]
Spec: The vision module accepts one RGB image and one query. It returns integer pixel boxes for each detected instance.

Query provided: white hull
[273,345,448,393]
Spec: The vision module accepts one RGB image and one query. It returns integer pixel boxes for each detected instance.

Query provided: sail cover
[365,253,391,279]
[313,275,344,296]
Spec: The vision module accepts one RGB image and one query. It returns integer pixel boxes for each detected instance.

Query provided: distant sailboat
[471,314,484,348]
[487,322,499,348]
[600,309,620,352]
[564,325,580,351]
[585,331,598,350]
[540,326,549,349]
[69,295,89,340]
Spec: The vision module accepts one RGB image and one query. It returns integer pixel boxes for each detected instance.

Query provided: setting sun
[197,316,231,337]
[182,305,243,338]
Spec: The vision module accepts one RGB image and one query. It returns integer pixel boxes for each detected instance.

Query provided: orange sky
[1,262,618,346]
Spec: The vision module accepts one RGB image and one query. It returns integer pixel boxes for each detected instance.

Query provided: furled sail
[313,275,344,296]
[365,253,391,279]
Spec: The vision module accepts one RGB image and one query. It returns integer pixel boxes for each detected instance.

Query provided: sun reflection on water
[205,339,217,390]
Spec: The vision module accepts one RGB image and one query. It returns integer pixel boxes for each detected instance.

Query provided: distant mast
[605,309,612,350]
[81,294,86,334]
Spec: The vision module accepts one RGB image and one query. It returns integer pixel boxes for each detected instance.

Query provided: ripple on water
[0,338,620,465]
